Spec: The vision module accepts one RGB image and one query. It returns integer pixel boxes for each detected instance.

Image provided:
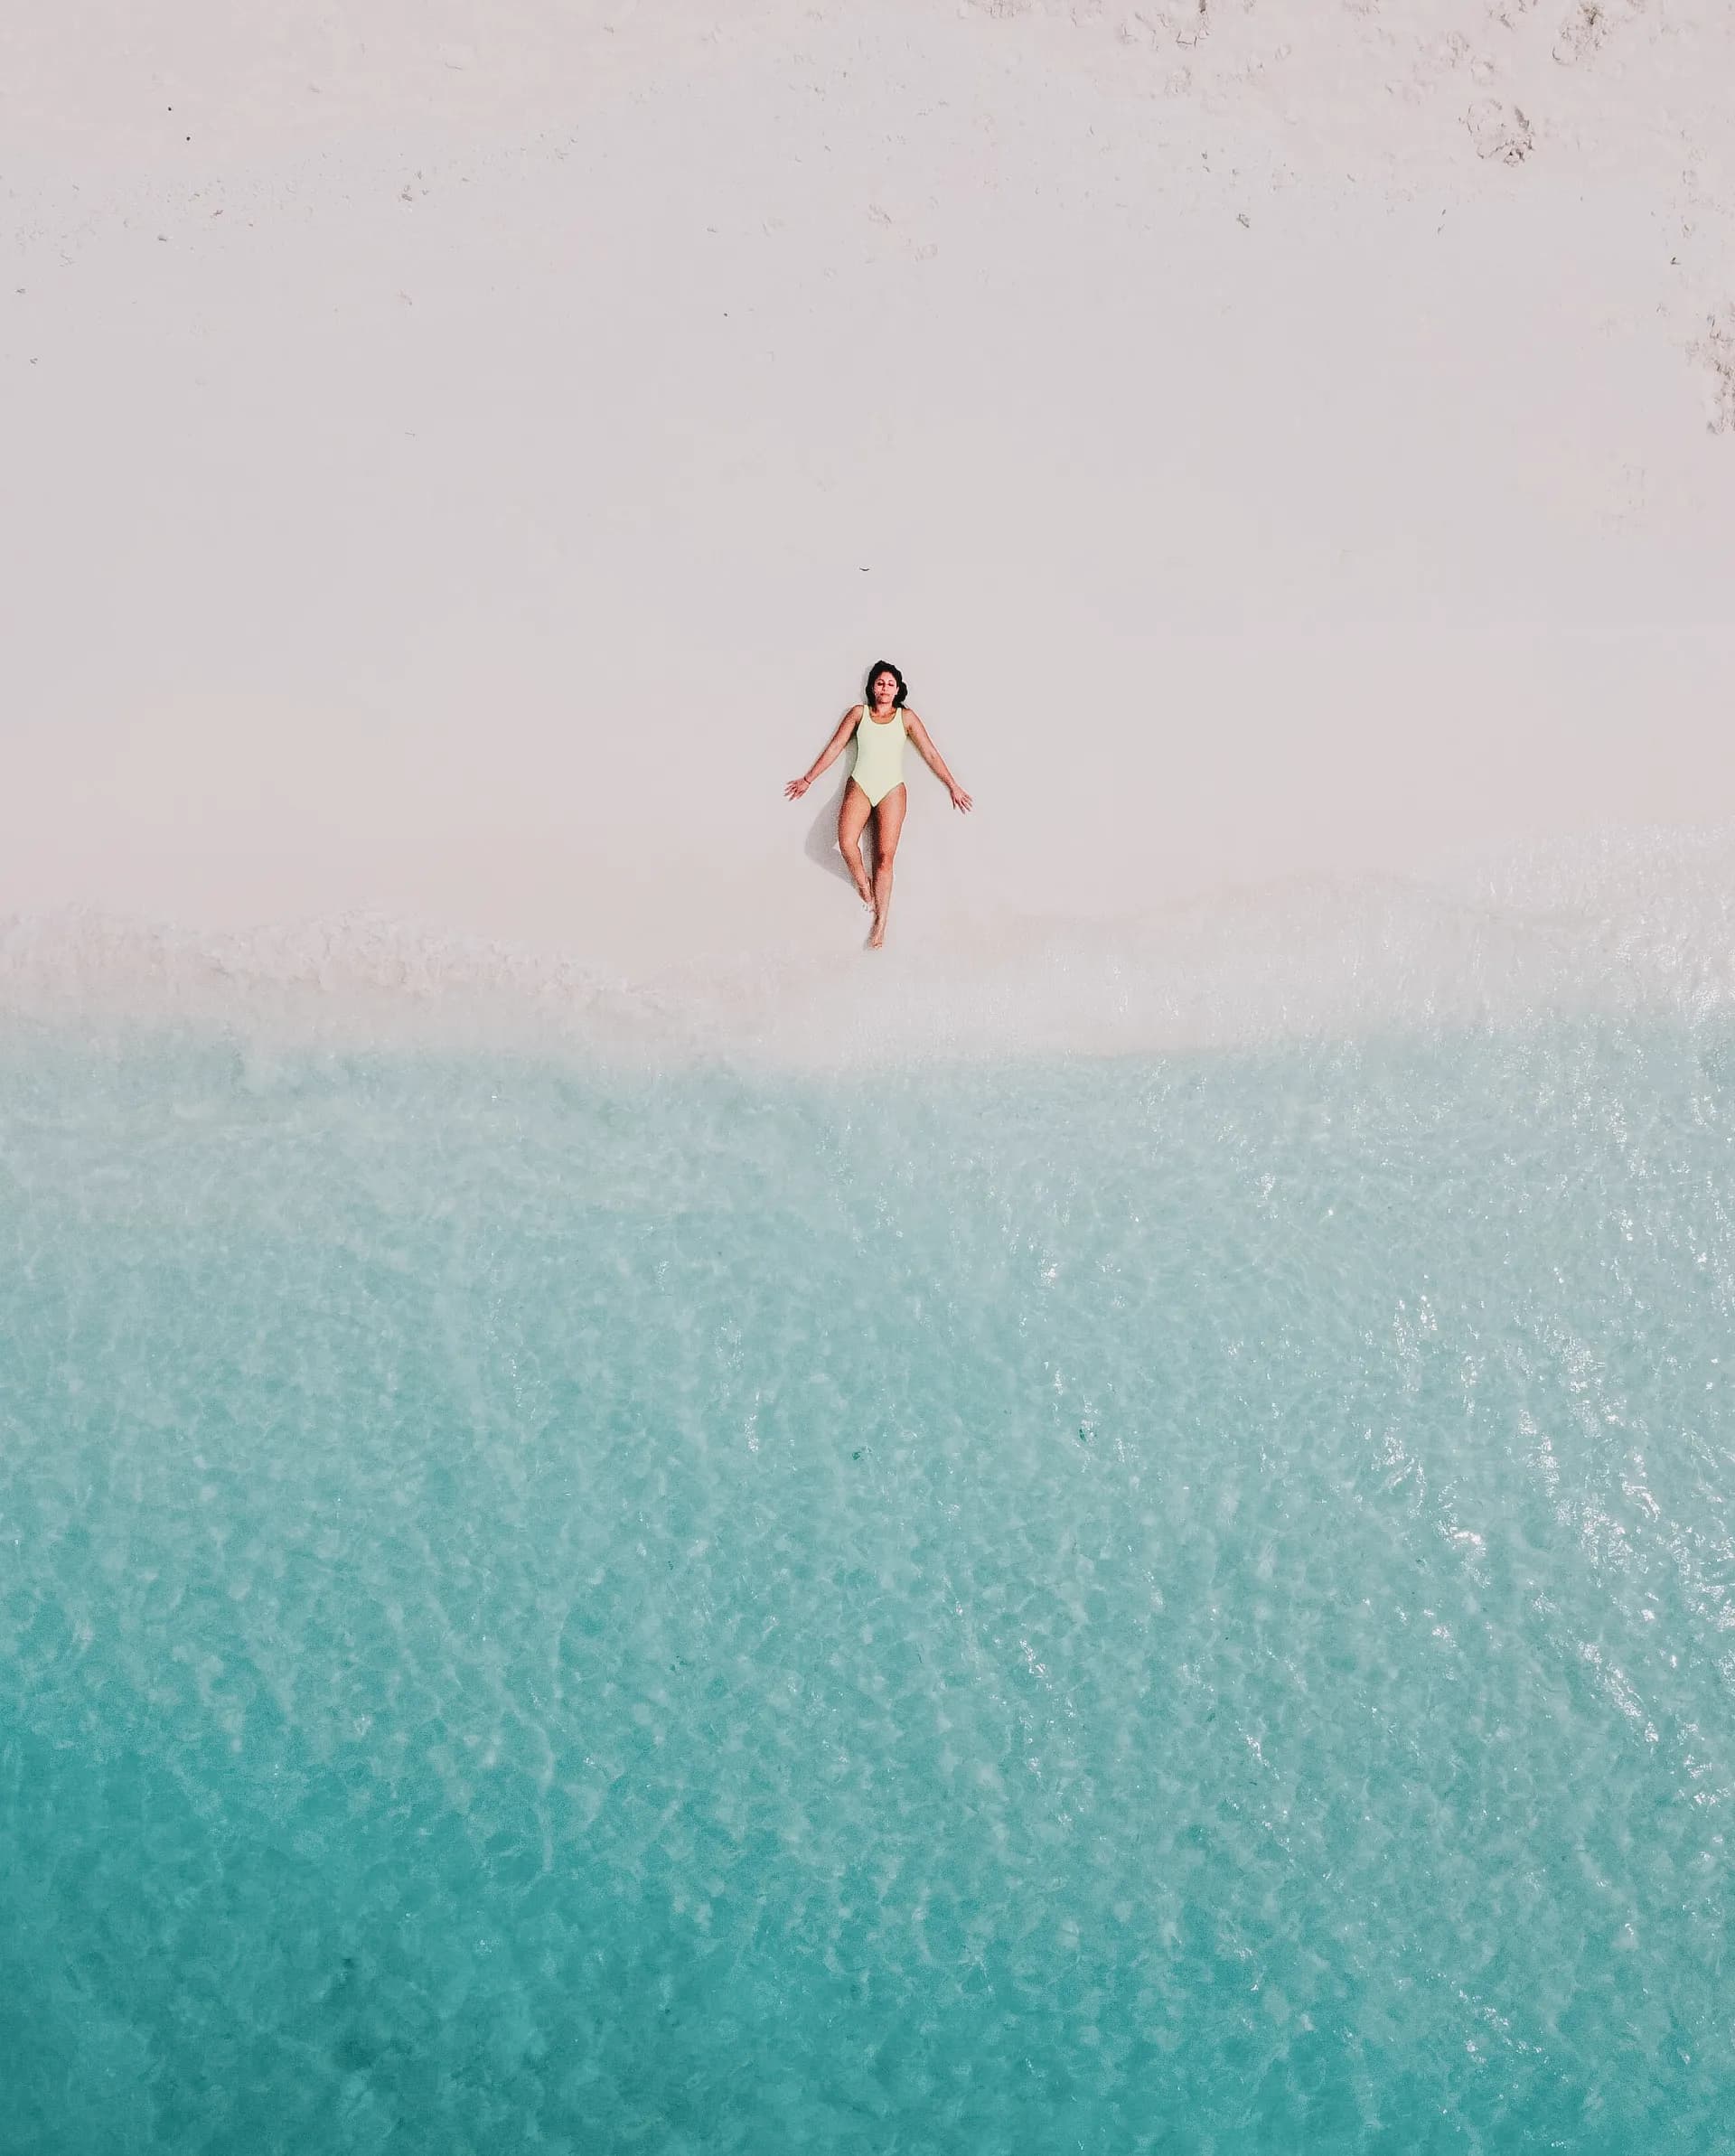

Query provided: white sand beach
[4,0,1732,1016]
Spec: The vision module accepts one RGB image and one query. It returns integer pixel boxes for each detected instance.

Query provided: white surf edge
[5,823,1735,1073]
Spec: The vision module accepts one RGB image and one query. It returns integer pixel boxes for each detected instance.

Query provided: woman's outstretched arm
[785,707,863,799]
[904,711,972,812]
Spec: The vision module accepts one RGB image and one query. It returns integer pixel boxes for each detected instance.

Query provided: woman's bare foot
[869,911,887,949]
[853,876,874,909]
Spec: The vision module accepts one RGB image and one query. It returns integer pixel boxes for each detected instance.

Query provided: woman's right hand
[784,776,811,800]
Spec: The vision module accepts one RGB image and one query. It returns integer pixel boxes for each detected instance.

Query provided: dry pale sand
[3,0,1732,1030]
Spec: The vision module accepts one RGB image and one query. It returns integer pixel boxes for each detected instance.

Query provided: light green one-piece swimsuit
[851,707,907,807]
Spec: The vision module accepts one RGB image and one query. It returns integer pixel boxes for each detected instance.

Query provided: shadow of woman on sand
[802,770,881,950]
[802,770,873,886]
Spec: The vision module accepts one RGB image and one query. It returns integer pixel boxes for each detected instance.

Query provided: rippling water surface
[5,1018,1733,2151]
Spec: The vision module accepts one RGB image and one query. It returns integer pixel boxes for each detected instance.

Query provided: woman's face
[870,672,898,708]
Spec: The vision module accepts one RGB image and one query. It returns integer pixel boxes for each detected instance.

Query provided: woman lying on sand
[784,661,972,948]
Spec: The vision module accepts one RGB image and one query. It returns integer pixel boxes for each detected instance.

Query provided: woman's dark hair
[865,661,908,708]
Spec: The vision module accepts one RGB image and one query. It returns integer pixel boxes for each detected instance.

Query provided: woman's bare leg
[838,782,875,907]
[869,785,907,949]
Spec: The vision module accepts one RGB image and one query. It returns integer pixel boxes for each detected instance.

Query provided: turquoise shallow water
[5,1019,1734,2151]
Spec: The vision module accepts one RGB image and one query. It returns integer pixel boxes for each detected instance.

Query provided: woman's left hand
[950,786,973,813]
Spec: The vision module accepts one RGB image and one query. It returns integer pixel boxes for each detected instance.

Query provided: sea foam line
[5,826,1735,1068]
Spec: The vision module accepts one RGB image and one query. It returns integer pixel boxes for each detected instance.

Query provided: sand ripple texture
[5,1020,1734,2151]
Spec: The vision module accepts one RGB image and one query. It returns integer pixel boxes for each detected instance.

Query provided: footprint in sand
[1691,306,1735,433]
[1552,1,1608,67]
[1465,98,1534,163]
